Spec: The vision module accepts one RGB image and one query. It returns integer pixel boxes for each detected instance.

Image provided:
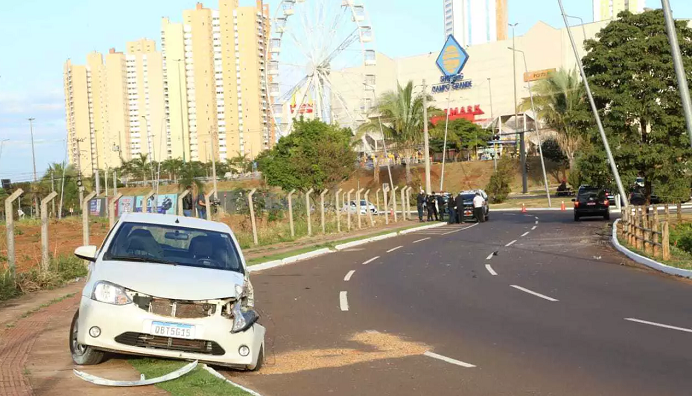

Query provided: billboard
[118,196,136,216]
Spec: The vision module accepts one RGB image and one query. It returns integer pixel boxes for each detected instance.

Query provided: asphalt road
[226,211,692,396]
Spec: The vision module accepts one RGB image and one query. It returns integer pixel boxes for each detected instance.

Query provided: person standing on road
[448,195,457,224]
[455,192,464,224]
[437,193,446,222]
[196,186,208,219]
[416,189,426,222]
[427,192,438,222]
[182,185,194,217]
[473,192,485,223]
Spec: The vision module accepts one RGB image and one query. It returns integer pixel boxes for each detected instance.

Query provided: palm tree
[357,81,436,184]
[177,161,205,191]
[228,152,251,173]
[519,68,585,171]
[161,158,183,182]
[128,153,150,184]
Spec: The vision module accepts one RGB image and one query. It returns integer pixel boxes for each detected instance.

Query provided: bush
[0,255,88,301]
[671,223,692,254]
[485,157,513,203]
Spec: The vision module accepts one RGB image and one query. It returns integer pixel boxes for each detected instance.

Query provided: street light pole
[488,77,497,172]
[509,23,527,194]
[422,79,431,194]
[174,59,187,162]
[439,84,453,192]
[558,0,628,207]
[662,0,692,147]
[28,118,39,215]
[509,47,552,207]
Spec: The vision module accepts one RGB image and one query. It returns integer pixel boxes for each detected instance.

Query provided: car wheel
[70,310,105,365]
[248,345,264,372]
[574,213,580,222]
[604,212,611,221]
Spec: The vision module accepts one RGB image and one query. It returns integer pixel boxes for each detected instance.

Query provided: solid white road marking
[485,264,497,276]
[521,232,530,237]
[387,246,403,253]
[340,291,349,311]
[424,351,476,368]
[625,318,692,334]
[511,285,559,302]
[486,252,494,260]
[532,226,537,230]
[362,256,380,265]
[506,240,517,247]
[442,229,462,235]
[344,270,355,282]
[413,237,431,243]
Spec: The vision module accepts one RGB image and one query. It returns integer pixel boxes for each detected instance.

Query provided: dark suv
[573,187,610,221]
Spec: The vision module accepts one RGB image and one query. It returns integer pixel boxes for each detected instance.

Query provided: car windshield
[578,189,601,199]
[460,194,476,201]
[103,222,244,274]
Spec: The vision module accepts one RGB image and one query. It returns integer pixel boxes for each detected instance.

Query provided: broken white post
[320,190,329,234]
[347,189,354,231]
[248,188,258,245]
[288,189,296,237]
[143,190,155,214]
[306,188,314,236]
[204,189,216,221]
[364,189,374,227]
[177,189,190,216]
[41,192,58,271]
[5,189,23,277]
[400,187,408,221]
[383,187,389,225]
[335,188,342,233]
[356,188,364,229]
[109,193,123,229]
[83,191,97,246]
[391,186,399,223]
[375,188,381,215]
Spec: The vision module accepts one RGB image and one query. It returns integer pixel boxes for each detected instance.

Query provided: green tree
[41,162,79,215]
[485,157,514,203]
[228,152,252,173]
[519,68,588,171]
[127,153,151,184]
[357,81,437,183]
[177,161,205,190]
[430,118,492,159]
[161,158,183,182]
[257,119,356,192]
[582,9,692,203]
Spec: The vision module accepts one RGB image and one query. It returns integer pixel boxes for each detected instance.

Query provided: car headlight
[231,300,259,334]
[91,281,132,305]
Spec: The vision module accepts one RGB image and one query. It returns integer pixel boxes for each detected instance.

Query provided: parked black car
[573,187,610,221]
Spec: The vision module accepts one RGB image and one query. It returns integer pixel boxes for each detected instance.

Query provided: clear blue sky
[1,0,690,181]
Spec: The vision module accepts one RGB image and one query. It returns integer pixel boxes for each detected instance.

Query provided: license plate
[151,321,195,339]
[587,203,596,206]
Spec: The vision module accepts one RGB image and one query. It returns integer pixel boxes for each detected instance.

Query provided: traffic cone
[521,203,527,213]
[561,201,566,211]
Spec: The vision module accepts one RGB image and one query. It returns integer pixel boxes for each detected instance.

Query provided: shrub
[485,157,513,203]
[671,223,692,254]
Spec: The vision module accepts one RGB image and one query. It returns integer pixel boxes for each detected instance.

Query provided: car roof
[119,212,232,234]
[459,190,484,195]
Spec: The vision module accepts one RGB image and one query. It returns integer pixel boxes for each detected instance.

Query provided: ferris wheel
[266,0,378,146]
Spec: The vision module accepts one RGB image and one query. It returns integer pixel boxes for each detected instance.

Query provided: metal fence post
[335,188,342,233]
[40,192,58,271]
[83,191,97,247]
[356,188,364,229]
[364,189,374,227]
[391,186,399,223]
[347,189,354,231]
[662,221,671,261]
[5,189,23,277]
[306,188,314,236]
[177,190,190,216]
[320,190,328,234]
[383,187,389,225]
[288,189,296,237]
[109,193,123,229]
[248,188,258,245]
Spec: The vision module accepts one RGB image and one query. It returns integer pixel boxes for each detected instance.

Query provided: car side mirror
[75,245,98,262]
[571,199,576,202]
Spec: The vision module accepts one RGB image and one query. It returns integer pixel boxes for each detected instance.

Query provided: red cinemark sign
[430,105,485,126]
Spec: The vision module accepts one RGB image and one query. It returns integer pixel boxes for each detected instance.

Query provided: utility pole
[488,77,497,172]
[422,79,431,194]
[94,130,101,197]
[210,136,218,200]
[509,23,527,194]
[28,118,39,216]
[439,83,453,192]
[51,170,56,217]
[174,59,187,162]
[558,0,628,206]
[662,0,692,147]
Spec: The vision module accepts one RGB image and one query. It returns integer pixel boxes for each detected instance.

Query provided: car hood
[94,260,245,300]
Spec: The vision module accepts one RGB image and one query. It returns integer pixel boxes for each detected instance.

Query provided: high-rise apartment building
[593,0,645,22]
[443,0,508,47]
[162,0,272,162]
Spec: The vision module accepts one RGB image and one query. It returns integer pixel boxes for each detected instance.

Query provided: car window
[103,222,244,274]
[460,194,475,201]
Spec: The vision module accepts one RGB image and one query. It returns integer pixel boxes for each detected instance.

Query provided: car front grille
[133,295,217,319]
[114,332,226,356]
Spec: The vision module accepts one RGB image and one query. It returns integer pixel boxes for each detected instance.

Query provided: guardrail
[619,206,670,260]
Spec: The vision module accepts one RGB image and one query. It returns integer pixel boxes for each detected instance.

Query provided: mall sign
[433,35,471,94]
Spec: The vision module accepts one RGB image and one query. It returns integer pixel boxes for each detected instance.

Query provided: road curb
[202,365,263,396]
[248,248,332,273]
[611,219,692,279]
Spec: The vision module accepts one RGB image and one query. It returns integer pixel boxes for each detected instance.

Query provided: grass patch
[0,255,88,302]
[617,233,692,271]
[129,358,252,396]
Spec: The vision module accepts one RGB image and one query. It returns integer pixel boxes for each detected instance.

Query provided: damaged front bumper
[76,297,265,368]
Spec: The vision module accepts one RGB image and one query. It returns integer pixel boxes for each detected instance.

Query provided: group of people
[181,185,209,218]
[416,190,486,224]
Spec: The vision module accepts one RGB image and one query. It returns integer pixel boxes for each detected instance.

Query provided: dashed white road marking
[532,226,537,230]
[413,237,431,244]
[485,264,497,276]
[424,351,476,368]
[344,270,355,282]
[340,291,349,311]
[442,229,462,235]
[486,252,495,260]
[535,216,539,220]
[521,232,530,237]
[625,318,692,334]
[362,256,380,265]
[387,246,403,253]
[506,240,517,247]
[535,220,539,225]
[510,285,559,302]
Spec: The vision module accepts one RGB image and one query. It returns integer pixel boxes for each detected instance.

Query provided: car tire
[248,345,264,372]
[604,212,610,221]
[574,213,580,222]
[70,310,105,365]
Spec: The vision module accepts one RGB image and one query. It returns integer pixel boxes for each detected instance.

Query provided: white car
[70,212,265,370]
[342,200,378,215]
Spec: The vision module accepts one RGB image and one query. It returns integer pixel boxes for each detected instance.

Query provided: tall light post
[439,82,454,192]
[508,47,552,207]
[422,79,432,194]
[173,59,188,162]
[141,116,155,185]
[662,0,692,147]
[509,23,527,194]
[488,77,497,171]
[558,0,628,206]
[28,118,39,215]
